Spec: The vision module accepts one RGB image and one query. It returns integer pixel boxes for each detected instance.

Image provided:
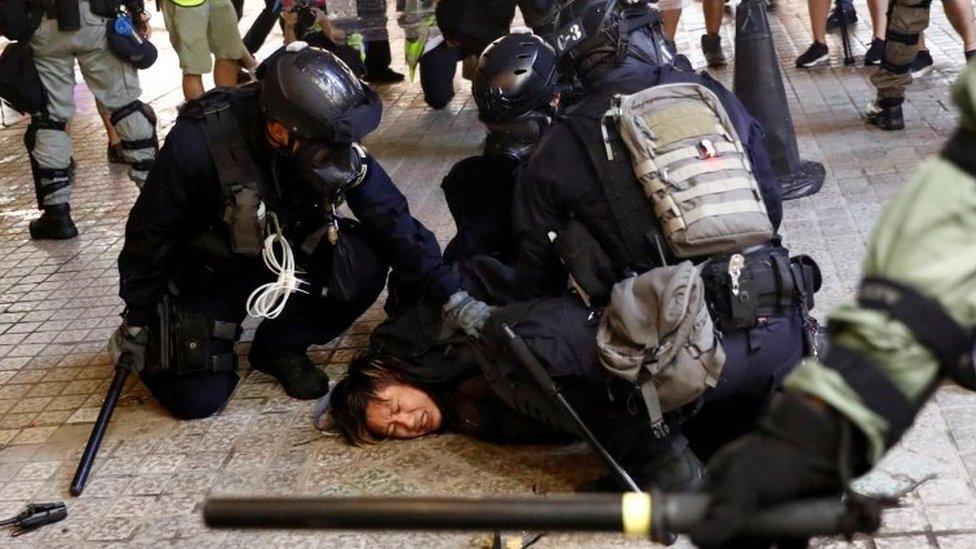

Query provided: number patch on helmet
[555,23,586,55]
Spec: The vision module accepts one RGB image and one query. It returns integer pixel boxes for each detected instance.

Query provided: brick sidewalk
[0,1,973,547]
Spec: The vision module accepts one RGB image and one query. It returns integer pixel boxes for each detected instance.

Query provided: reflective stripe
[665,156,748,183]
[671,177,756,203]
[170,0,206,7]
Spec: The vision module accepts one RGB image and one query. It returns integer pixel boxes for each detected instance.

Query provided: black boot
[248,346,330,400]
[865,99,905,131]
[364,40,404,84]
[29,204,78,240]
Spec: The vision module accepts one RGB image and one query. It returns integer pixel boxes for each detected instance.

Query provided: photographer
[280,0,367,76]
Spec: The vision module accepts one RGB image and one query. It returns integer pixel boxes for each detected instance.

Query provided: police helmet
[473,33,559,124]
[553,0,670,73]
[259,43,382,145]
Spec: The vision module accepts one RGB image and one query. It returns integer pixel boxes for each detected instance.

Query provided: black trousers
[141,221,389,419]
[479,294,804,466]
[419,42,459,109]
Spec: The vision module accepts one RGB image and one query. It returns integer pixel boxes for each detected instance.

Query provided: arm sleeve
[117,129,208,326]
[345,156,461,305]
[509,161,570,298]
[785,158,976,462]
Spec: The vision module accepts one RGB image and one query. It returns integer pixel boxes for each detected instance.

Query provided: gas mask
[483,113,549,162]
[294,140,368,202]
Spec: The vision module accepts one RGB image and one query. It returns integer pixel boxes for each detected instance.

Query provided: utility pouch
[0,0,43,40]
[152,297,239,375]
[55,0,81,31]
[223,186,264,256]
[0,42,47,114]
[728,271,760,328]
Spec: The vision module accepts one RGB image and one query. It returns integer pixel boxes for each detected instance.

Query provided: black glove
[107,324,149,372]
[690,392,865,547]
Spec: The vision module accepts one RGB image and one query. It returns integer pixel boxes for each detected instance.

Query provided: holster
[148,297,240,375]
[702,245,821,330]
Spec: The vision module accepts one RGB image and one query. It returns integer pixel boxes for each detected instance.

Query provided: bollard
[733,0,826,200]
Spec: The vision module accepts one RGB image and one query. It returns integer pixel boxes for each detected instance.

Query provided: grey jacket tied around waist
[596,260,726,436]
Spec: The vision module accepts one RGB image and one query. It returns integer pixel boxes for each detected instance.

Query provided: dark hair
[329,352,408,446]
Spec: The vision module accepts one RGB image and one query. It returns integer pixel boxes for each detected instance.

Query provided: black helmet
[473,32,559,124]
[553,0,671,74]
[259,43,382,145]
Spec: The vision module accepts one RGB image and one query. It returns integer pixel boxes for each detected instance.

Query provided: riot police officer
[111,44,490,419]
[24,0,158,240]
[442,32,560,264]
[502,0,814,480]
[692,62,976,546]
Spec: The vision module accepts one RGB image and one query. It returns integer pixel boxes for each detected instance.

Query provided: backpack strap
[562,113,665,273]
[181,88,268,256]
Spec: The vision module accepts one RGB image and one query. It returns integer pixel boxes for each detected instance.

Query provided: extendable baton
[500,324,641,493]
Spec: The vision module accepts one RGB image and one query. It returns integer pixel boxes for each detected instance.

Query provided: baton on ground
[203,491,881,542]
[500,324,641,493]
[69,364,130,496]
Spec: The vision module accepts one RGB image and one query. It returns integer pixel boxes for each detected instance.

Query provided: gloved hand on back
[442,291,496,338]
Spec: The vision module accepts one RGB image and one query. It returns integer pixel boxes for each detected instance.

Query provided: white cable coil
[246,213,308,319]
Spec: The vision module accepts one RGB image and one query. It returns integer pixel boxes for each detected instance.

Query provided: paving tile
[0,2,973,547]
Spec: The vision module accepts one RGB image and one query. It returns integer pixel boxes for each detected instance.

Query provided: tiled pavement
[0,1,974,547]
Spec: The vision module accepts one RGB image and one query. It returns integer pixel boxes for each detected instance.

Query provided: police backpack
[0,42,47,115]
[607,83,773,258]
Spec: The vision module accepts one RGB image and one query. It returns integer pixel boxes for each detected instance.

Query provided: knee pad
[110,100,159,173]
[25,117,73,206]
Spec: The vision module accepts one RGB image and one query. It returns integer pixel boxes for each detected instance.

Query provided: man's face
[365,382,443,439]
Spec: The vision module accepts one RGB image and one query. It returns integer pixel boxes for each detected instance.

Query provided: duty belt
[701,245,821,330]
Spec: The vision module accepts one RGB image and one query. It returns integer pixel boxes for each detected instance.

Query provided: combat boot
[248,346,330,400]
[29,204,78,240]
[865,100,905,131]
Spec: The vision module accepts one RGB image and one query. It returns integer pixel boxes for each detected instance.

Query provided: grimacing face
[365,382,443,439]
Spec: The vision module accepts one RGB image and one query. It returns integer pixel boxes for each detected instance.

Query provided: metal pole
[69,366,130,496]
[203,493,881,541]
[500,324,642,493]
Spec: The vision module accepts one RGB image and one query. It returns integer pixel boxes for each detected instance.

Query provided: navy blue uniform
[502,58,803,464]
[441,155,520,264]
[119,92,459,418]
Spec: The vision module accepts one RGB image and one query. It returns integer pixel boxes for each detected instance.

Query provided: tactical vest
[178,84,269,256]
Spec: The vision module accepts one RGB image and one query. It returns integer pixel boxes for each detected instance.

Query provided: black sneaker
[107,143,127,165]
[826,5,857,31]
[701,33,727,67]
[363,67,405,84]
[29,204,78,240]
[796,42,829,68]
[865,100,905,131]
[863,38,885,66]
[910,50,934,79]
[249,346,330,400]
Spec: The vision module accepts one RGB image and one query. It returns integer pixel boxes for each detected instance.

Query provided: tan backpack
[608,83,773,258]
